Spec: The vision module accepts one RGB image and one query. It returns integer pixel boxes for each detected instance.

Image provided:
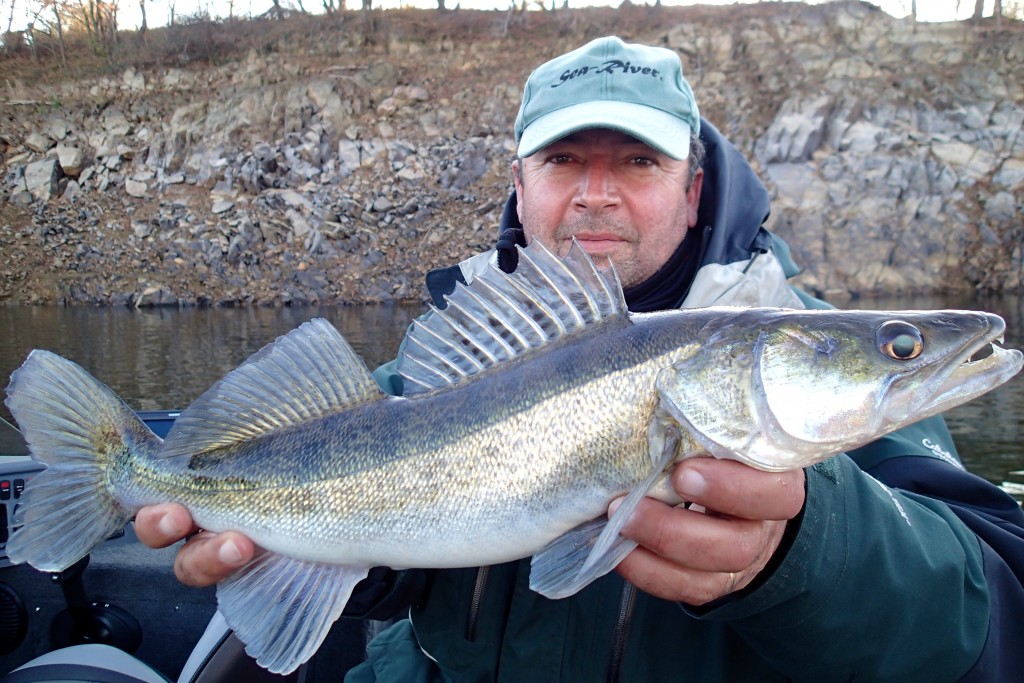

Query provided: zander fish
[5,241,1022,674]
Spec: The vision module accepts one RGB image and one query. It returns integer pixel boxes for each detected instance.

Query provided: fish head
[656,308,1024,471]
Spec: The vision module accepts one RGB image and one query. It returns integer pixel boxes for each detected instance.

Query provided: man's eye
[547,154,573,164]
[630,156,655,166]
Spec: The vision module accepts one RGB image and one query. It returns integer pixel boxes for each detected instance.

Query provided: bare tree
[4,0,16,34]
[49,0,67,66]
[972,0,984,20]
[267,0,285,18]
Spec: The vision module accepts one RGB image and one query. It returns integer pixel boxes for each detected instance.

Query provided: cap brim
[517,101,691,160]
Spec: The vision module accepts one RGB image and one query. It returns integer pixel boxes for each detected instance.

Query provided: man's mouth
[571,234,626,255]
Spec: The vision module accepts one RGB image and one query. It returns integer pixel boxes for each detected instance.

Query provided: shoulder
[424,249,498,307]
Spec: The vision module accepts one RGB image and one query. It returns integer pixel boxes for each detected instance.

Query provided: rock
[212,199,234,214]
[123,67,146,91]
[24,159,62,200]
[287,209,312,237]
[25,132,53,154]
[55,145,85,177]
[756,96,832,164]
[133,220,153,238]
[994,159,1024,190]
[984,192,1016,222]
[162,69,186,87]
[101,108,131,136]
[43,115,70,141]
[135,286,179,307]
[62,179,80,200]
[125,178,147,198]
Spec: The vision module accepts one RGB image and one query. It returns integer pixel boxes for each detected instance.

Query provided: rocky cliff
[1,1,1021,306]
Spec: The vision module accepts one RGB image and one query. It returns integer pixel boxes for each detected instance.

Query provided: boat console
[0,418,44,570]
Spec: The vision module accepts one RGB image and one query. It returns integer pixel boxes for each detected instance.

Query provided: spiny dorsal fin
[398,239,626,395]
[161,318,380,458]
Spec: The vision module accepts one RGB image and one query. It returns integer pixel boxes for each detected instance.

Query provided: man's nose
[574,160,619,211]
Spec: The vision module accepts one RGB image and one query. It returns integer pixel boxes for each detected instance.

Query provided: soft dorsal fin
[398,239,626,395]
[161,318,380,458]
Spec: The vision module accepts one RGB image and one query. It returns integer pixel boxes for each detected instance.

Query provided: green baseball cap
[514,36,700,161]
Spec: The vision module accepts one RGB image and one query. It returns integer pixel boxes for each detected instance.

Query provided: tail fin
[4,349,158,572]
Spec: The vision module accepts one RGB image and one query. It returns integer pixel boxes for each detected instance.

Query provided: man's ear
[512,159,525,223]
[687,167,704,229]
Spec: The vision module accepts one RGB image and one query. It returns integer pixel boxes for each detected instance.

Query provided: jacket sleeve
[688,414,1023,682]
[852,417,1024,681]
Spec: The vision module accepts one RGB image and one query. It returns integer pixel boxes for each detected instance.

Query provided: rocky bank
[0,1,1021,307]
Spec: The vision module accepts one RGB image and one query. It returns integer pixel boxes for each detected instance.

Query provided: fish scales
[118,313,705,569]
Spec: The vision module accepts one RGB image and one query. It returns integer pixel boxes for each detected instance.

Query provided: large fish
[5,241,1022,673]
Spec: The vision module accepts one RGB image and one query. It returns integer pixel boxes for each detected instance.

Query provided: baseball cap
[514,36,700,161]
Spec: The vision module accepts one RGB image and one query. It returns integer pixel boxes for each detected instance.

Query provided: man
[136,37,1024,681]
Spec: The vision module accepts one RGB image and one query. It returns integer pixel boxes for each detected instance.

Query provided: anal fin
[216,552,368,674]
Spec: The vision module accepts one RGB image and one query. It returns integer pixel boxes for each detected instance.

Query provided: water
[0,296,1022,492]
[0,304,427,414]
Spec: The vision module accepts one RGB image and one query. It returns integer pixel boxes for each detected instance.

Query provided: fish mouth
[926,325,1024,416]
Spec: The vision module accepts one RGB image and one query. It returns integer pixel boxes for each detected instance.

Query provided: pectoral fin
[530,426,681,600]
[216,552,368,674]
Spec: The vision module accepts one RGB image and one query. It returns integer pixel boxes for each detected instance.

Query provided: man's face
[513,129,703,288]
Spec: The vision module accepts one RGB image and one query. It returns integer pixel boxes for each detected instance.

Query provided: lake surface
[1,294,1022,495]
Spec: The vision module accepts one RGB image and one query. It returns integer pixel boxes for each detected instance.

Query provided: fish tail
[4,349,157,572]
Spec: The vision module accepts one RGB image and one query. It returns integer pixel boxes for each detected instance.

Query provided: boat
[0,413,371,683]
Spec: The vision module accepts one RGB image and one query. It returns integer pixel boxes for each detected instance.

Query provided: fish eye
[877,321,924,360]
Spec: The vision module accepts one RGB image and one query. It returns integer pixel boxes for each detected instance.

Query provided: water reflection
[0,295,1021,491]
[0,304,427,414]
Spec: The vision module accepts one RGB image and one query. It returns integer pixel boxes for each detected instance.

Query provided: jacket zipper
[465,565,491,642]
[606,581,637,683]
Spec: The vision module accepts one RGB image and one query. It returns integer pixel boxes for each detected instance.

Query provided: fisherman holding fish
[86,37,1024,681]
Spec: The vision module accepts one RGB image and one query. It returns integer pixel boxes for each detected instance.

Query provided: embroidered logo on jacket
[921,438,965,470]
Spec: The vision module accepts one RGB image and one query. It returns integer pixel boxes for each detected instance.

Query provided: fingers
[671,458,805,521]
[134,503,255,587]
[173,530,255,587]
[612,458,805,605]
[135,503,197,548]
[618,498,774,573]
[615,541,746,605]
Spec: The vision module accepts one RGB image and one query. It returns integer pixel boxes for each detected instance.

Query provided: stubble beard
[543,215,648,288]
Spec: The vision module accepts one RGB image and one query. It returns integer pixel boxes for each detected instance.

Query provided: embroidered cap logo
[552,60,663,88]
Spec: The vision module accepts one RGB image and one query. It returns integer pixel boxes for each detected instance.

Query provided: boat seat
[0,643,172,683]
[1,611,300,683]
[176,610,300,683]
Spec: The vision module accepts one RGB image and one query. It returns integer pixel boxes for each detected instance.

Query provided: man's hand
[134,503,255,587]
[613,458,805,605]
